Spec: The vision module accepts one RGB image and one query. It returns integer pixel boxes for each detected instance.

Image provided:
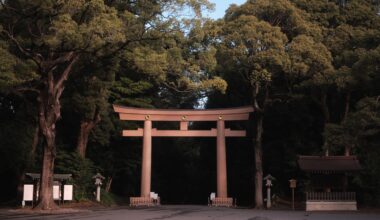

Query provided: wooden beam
[152,129,216,137]
[225,129,246,137]
[119,113,250,121]
[123,128,143,137]
[180,121,188,130]
[122,128,247,137]
[114,105,254,116]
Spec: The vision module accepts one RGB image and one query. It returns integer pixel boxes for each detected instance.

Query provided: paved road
[0,205,379,220]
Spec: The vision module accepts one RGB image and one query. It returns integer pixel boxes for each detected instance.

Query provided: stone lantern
[93,173,105,202]
[263,174,275,208]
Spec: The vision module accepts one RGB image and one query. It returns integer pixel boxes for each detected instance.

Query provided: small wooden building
[298,156,361,211]
[24,173,73,206]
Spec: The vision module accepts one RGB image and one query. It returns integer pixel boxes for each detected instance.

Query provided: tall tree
[218,14,288,208]
[0,0,125,209]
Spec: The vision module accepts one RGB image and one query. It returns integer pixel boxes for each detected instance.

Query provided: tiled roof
[26,173,72,180]
[297,156,361,173]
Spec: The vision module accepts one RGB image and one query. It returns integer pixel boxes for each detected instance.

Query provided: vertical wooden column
[141,119,152,197]
[217,119,228,198]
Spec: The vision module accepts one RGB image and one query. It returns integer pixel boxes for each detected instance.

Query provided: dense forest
[0,0,379,210]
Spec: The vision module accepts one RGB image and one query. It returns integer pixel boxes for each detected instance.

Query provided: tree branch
[1,29,44,66]
[162,81,194,93]
[15,87,41,94]
[54,55,79,93]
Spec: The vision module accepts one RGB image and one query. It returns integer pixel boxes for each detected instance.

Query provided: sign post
[289,179,297,210]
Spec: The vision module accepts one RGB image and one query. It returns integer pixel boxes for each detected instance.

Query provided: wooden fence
[306,192,356,201]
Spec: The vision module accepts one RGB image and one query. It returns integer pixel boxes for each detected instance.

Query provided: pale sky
[207,0,247,19]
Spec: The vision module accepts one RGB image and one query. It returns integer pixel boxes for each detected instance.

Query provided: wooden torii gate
[113,105,254,206]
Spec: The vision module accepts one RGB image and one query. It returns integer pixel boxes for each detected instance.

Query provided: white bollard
[96,185,101,202]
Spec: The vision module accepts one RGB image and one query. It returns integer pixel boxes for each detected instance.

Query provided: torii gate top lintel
[113,105,254,138]
[113,105,254,122]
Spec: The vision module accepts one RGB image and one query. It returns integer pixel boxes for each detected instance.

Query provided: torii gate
[113,105,254,206]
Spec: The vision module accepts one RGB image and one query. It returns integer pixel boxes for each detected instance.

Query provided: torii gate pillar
[217,119,227,198]
[141,120,152,198]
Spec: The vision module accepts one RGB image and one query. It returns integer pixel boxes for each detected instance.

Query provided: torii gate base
[114,105,253,207]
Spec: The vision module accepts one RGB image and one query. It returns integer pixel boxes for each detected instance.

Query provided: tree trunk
[30,124,40,155]
[342,92,351,123]
[77,109,101,158]
[105,176,113,193]
[318,91,331,156]
[254,112,264,209]
[35,137,56,210]
[34,55,78,210]
[77,121,92,159]
[251,82,268,209]
[34,87,60,210]
[343,92,351,156]
[320,91,330,123]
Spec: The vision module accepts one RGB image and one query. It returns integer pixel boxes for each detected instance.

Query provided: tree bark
[254,112,264,209]
[342,92,351,156]
[251,82,267,209]
[320,91,330,123]
[77,108,101,158]
[34,84,60,210]
[35,136,56,210]
[105,176,113,193]
[342,92,351,123]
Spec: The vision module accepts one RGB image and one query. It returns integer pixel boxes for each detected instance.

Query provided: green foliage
[55,150,97,201]
[325,97,380,153]
[229,0,323,40]
[287,35,334,89]
[220,15,288,89]
[111,77,154,108]
[0,42,38,91]
[325,97,380,205]
[99,189,126,206]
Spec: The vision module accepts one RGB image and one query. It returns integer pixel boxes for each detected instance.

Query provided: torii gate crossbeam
[113,105,254,207]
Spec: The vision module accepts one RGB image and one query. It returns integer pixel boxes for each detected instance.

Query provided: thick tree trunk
[34,88,60,210]
[77,109,101,158]
[35,137,57,210]
[315,90,331,156]
[254,112,264,209]
[251,82,267,209]
[33,55,78,210]
[77,121,92,158]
